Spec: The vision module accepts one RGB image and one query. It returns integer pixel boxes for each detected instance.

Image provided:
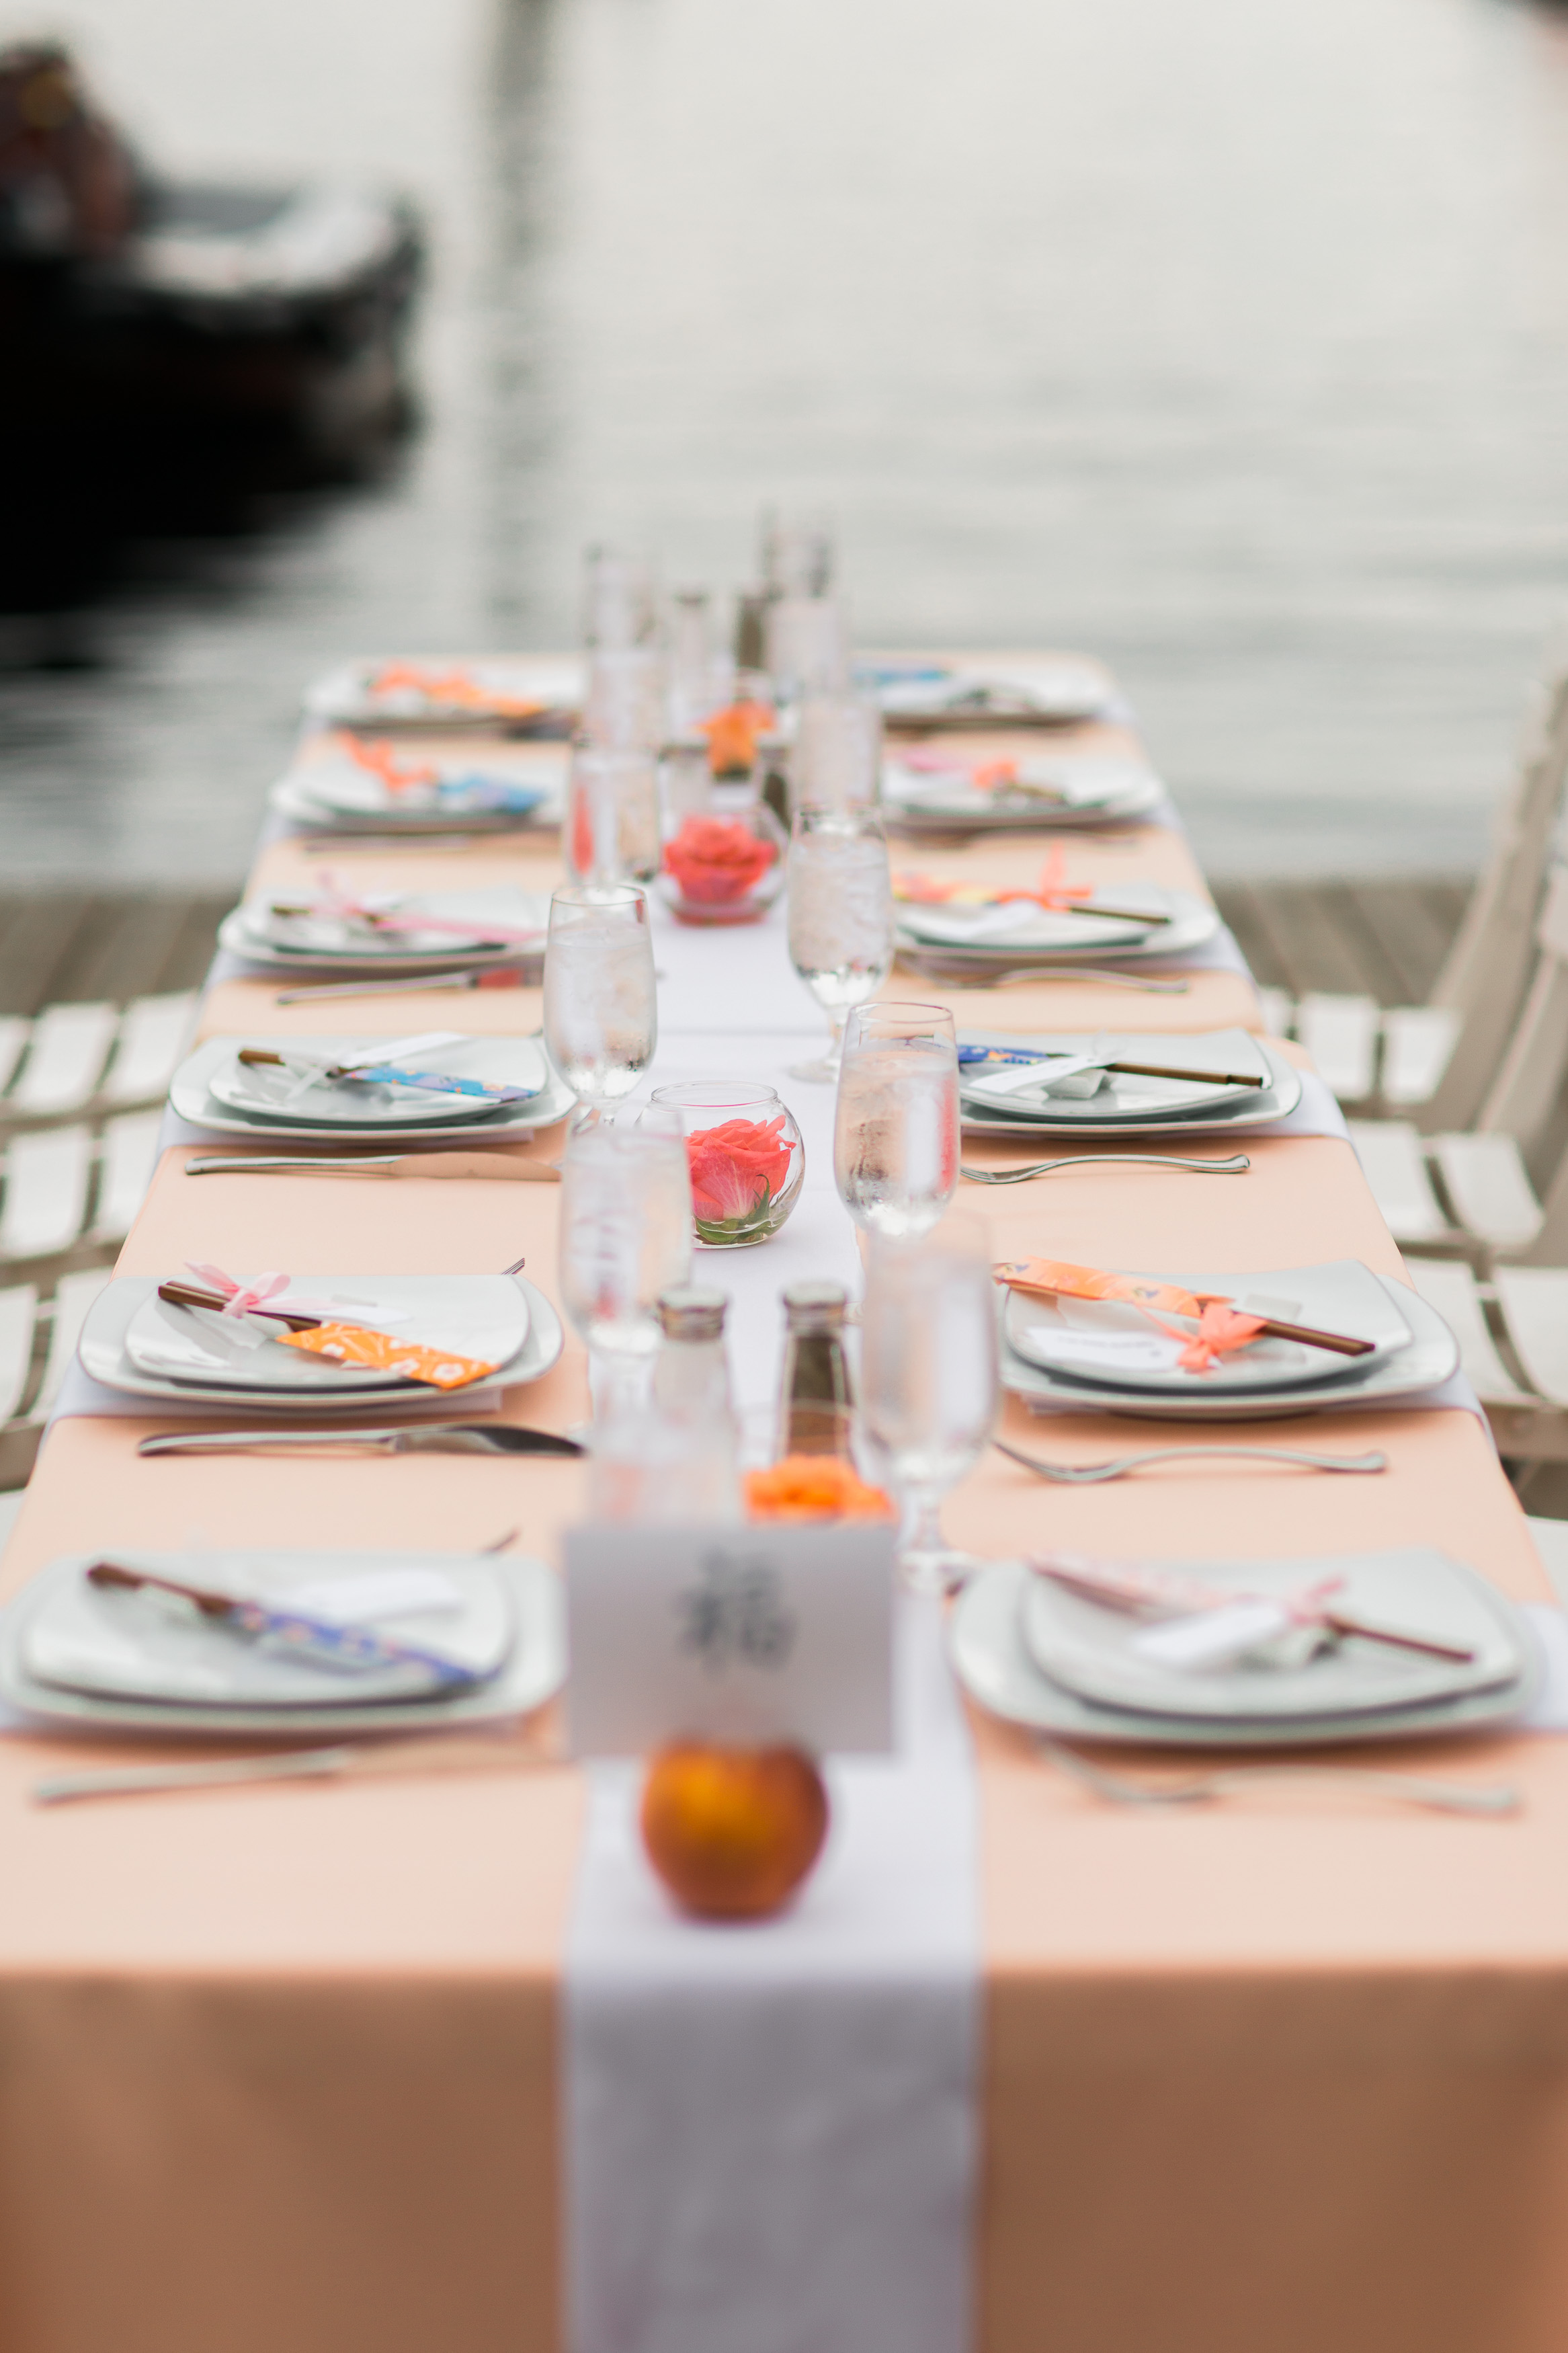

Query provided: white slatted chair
[1348,864,1568,1259]
[0,992,196,1129]
[0,1114,163,1268]
[1268,638,1568,1114]
[0,1268,114,1489]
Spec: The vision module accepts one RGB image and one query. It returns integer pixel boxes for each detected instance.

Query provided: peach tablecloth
[0,666,1561,2353]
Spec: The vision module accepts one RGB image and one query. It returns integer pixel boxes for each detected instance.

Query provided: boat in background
[0,42,423,610]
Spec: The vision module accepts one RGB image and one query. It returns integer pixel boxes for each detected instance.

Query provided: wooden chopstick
[157,1280,323,1331]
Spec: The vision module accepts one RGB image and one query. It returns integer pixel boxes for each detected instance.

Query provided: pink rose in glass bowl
[650,1081,806,1246]
[657,807,787,926]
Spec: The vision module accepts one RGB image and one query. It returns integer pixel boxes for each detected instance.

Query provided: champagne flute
[833,1000,960,1238]
[859,1216,997,1593]
[786,805,893,1082]
[558,1107,692,1417]
[543,883,657,1114]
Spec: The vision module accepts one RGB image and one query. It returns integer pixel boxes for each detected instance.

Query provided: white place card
[563,1521,897,1757]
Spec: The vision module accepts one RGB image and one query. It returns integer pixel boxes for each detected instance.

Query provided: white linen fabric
[565,1593,979,2353]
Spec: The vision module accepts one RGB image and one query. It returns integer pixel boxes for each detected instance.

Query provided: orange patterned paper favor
[278,1324,500,1390]
[993,1258,1205,1319]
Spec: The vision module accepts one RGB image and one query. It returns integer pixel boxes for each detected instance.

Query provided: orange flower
[663,815,776,905]
[700,699,774,777]
[745,1455,895,1523]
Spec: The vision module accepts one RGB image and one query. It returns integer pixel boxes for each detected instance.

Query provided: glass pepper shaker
[775,1280,855,1460]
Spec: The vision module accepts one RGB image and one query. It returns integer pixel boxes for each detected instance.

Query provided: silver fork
[994,1438,1388,1482]
[903,962,1192,996]
[1037,1737,1520,1817]
[962,1152,1249,1183]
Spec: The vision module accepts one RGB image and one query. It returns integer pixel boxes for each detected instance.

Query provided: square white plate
[883,757,1162,832]
[896,891,1220,967]
[79,1275,563,1412]
[999,1273,1457,1421]
[875,662,1113,727]
[220,887,549,970]
[120,1275,530,1397]
[950,1558,1540,1748]
[1004,1260,1411,1398]
[24,1548,516,1708]
[958,1033,1303,1135]
[304,657,583,729]
[208,1035,550,1130]
[0,1551,565,1736]
[1020,1546,1524,1721]
[171,1035,578,1143]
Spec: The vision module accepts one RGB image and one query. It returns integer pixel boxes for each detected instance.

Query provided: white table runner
[565,1591,979,2353]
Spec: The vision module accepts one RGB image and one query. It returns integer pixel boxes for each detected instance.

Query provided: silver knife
[136,1424,584,1459]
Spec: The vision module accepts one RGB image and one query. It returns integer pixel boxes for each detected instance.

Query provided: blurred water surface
[5,0,1568,881]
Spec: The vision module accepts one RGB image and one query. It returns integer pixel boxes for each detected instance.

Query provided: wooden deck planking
[1210,875,1470,1007]
[0,893,233,1014]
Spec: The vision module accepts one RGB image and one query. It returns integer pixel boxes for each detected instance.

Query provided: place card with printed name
[563,1521,897,1756]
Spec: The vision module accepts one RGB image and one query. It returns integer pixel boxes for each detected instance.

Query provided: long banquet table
[2,668,1566,2353]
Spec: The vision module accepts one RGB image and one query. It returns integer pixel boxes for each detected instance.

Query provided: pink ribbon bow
[296,874,542,947]
[1143,1300,1267,1373]
[185,1262,291,1320]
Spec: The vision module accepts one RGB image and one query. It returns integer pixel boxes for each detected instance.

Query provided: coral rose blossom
[686,1113,794,1232]
[663,815,776,905]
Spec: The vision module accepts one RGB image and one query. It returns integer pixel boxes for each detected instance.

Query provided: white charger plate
[1005,1259,1411,1398]
[304,656,583,729]
[896,890,1220,968]
[950,1558,1540,1748]
[208,1035,550,1130]
[219,887,549,973]
[899,897,1158,955]
[960,1028,1294,1131]
[0,1550,565,1736]
[120,1274,530,1398]
[24,1548,516,1708]
[271,774,561,836]
[1020,1546,1524,1721]
[999,1272,1458,1421]
[79,1275,563,1413]
[875,662,1113,728]
[884,758,1161,833]
[171,1035,577,1143]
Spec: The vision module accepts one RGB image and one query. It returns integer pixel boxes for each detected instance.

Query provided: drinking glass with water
[786,805,893,1082]
[558,1107,692,1417]
[833,1000,960,1238]
[543,881,657,1113]
[859,1215,998,1593]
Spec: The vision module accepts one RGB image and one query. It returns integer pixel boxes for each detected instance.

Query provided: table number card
[563,1521,897,1755]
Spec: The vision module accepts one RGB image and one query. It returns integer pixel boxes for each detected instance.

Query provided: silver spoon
[1037,1737,1520,1817]
[962,1152,1250,1183]
[994,1438,1388,1482]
